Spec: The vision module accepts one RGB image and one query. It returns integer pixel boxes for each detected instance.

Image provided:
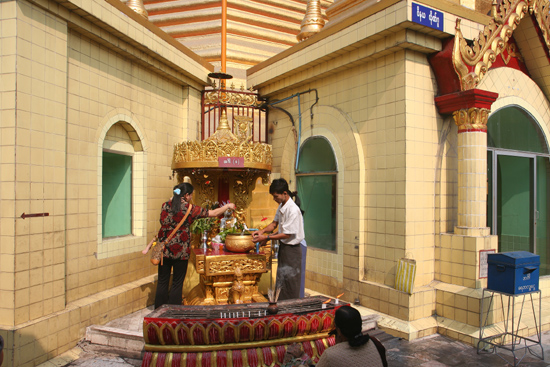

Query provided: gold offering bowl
[225,233,255,253]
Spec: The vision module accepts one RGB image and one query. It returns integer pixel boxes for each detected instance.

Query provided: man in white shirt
[252,178,305,300]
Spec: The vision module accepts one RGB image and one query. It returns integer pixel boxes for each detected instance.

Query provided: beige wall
[264,47,444,304]
[0,0,69,327]
[65,27,187,303]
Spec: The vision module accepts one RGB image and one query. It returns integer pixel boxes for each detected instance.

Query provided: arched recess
[295,104,366,285]
[479,68,550,275]
[96,109,148,259]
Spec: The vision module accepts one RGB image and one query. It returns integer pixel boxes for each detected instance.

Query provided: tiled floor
[385,333,549,366]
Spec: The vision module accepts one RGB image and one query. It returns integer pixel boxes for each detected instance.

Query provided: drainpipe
[267,89,319,171]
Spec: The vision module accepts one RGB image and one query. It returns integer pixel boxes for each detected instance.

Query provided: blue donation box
[487,251,540,294]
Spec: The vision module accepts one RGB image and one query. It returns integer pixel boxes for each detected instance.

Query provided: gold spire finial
[297,0,325,42]
[217,109,232,131]
[126,0,149,19]
[205,109,238,143]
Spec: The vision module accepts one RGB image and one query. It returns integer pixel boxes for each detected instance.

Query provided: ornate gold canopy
[172,109,272,211]
[172,111,272,172]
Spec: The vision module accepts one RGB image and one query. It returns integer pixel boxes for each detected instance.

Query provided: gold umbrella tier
[171,141,272,171]
[172,110,272,171]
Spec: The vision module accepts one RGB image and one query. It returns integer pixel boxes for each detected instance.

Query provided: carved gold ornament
[207,258,267,276]
[452,0,528,90]
[235,115,253,142]
[172,110,272,171]
[203,90,263,108]
[502,42,524,64]
[453,107,490,132]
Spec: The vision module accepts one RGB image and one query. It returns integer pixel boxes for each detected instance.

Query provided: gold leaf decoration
[452,0,528,90]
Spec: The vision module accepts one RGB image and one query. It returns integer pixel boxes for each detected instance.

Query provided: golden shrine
[171,75,273,306]
[171,82,271,216]
[185,248,270,305]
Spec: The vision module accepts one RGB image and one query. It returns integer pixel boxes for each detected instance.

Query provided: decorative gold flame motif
[297,0,326,42]
[452,0,529,90]
[126,0,149,19]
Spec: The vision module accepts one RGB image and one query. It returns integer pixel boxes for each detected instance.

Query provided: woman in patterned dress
[154,182,235,309]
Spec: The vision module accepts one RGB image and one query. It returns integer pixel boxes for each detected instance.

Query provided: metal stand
[477,289,544,366]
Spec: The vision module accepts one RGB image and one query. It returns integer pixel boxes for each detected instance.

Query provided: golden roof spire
[205,109,238,143]
[297,0,325,42]
[126,0,149,19]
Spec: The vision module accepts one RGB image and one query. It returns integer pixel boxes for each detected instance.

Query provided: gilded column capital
[453,107,490,133]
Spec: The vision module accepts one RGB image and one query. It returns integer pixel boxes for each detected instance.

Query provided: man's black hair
[269,178,290,195]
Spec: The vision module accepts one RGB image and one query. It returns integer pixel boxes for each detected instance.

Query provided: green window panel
[297,137,337,251]
[488,106,547,153]
[297,137,337,172]
[102,151,132,238]
[297,175,336,251]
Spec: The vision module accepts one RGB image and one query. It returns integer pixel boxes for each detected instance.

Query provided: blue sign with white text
[412,3,443,31]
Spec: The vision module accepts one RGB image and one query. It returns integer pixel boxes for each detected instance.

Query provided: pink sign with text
[218,157,244,167]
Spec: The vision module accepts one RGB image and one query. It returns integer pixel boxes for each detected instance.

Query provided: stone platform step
[85,325,144,353]
[362,314,380,332]
[84,306,152,353]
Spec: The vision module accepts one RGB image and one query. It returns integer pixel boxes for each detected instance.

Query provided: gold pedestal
[185,248,270,305]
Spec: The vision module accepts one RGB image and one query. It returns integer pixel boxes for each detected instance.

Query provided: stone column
[435,89,499,289]
[436,89,498,235]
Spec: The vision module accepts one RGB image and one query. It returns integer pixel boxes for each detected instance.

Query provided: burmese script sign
[218,157,244,168]
[412,3,443,31]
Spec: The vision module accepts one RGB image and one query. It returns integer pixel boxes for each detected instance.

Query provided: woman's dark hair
[334,305,370,347]
[290,191,305,215]
[171,182,194,214]
[269,179,305,215]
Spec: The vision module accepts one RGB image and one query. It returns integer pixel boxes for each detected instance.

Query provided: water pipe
[265,89,319,171]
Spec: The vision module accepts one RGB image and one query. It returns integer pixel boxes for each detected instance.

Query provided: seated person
[316,305,386,367]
